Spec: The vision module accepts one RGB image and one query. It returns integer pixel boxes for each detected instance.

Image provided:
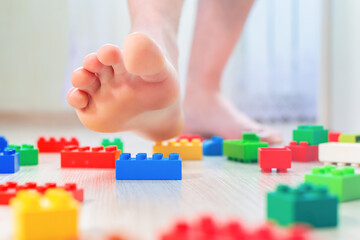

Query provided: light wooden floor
[0,117,357,240]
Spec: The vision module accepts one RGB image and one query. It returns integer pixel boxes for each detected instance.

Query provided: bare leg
[184,0,282,143]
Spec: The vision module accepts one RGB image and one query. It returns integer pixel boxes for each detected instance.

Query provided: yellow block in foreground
[11,188,79,240]
[153,139,202,160]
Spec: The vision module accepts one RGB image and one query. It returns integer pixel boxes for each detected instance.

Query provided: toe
[67,88,89,109]
[71,68,100,94]
[97,44,127,76]
[83,53,113,81]
[257,127,283,145]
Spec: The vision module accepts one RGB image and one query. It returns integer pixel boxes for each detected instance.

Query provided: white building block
[319,142,360,167]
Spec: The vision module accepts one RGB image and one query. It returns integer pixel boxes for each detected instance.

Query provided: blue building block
[203,136,223,156]
[116,153,182,180]
[0,136,8,152]
[0,149,20,174]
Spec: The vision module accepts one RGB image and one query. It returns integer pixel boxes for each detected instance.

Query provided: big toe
[256,126,283,145]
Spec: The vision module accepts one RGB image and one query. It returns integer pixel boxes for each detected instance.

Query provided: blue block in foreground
[203,136,223,156]
[0,136,8,152]
[116,153,182,180]
[0,149,20,174]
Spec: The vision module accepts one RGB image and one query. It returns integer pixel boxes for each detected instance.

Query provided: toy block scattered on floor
[203,136,223,156]
[8,144,38,166]
[37,136,79,153]
[328,131,341,142]
[153,139,202,161]
[61,145,121,168]
[116,153,182,180]
[176,135,204,142]
[338,134,360,143]
[285,141,318,162]
[0,136,8,152]
[223,133,268,163]
[305,166,360,202]
[0,149,20,174]
[11,188,79,240]
[258,148,291,173]
[102,138,123,152]
[319,142,360,166]
[160,215,312,240]
[0,181,83,205]
[267,183,338,228]
[293,125,328,145]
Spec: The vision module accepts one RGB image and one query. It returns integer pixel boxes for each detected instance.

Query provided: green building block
[8,144,38,166]
[101,138,123,152]
[293,125,328,145]
[223,133,268,163]
[338,134,360,143]
[305,165,360,202]
[267,183,338,228]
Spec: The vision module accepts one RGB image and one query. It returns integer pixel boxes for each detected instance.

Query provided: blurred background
[0,0,358,133]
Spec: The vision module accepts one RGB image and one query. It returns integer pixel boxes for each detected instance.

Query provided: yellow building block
[153,139,202,160]
[10,188,79,240]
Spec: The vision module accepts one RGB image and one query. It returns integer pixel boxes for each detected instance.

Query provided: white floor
[0,117,357,240]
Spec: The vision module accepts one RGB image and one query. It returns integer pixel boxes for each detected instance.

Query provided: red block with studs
[37,136,79,153]
[61,145,121,168]
[0,181,83,204]
[258,148,292,173]
[176,135,204,142]
[160,215,311,240]
[285,141,318,162]
[328,131,341,142]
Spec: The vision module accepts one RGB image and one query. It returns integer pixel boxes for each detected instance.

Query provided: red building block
[61,145,121,168]
[285,141,318,162]
[0,181,83,204]
[176,135,204,142]
[37,136,79,153]
[258,148,292,173]
[328,131,341,142]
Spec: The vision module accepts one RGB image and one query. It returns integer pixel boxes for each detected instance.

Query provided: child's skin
[67,0,282,143]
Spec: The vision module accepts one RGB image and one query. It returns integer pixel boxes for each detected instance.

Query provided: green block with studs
[223,133,268,163]
[338,134,360,143]
[101,138,123,152]
[293,125,328,145]
[8,144,38,166]
[305,165,360,202]
[267,183,338,228]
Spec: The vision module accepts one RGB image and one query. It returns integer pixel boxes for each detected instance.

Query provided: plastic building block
[328,131,341,142]
[285,141,318,162]
[223,133,268,163]
[102,138,123,152]
[267,183,338,228]
[305,165,360,202]
[0,136,8,152]
[153,139,202,161]
[37,136,79,153]
[8,144,38,166]
[0,149,20,174]
[11,188,79,240]
[0,181,83,205]
[338,134,360,143]
[319,142,360,166]
[258,148,291,173]
[160,215,312,240]
[203,136,223,156]
[116,153,182,180]
[61,145,121,168]
[176,135,204,142]
[293,125,328,145]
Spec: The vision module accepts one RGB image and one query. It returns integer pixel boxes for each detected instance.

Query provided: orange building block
[153,139,202,160]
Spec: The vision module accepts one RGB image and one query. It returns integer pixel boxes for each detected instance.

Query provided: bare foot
[183,88,283,144]
[67,32,183,141]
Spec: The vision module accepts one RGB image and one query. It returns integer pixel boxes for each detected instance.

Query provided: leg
[67,0,184,141]
[184,0,282,143]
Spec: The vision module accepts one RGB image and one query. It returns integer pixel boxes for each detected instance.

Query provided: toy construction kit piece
[223,133,268,163]
[101,138,123,152]
[258,148,291,173]
[153,139,202,160]
[338,134,360,143]
[0,136,8,152]
[319,142,360,167]
[176,135,204,142]
[285,141,318,162]
[0,149,20,174]
[8,144,38,166]
[293,125,328,145]
[267,183,338,228]
[305,165,360,202]
[203,136,223,156]
[328,131,341,142]
[37,136,79,153]
[61,145,121,168]
[116,153,182,180]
